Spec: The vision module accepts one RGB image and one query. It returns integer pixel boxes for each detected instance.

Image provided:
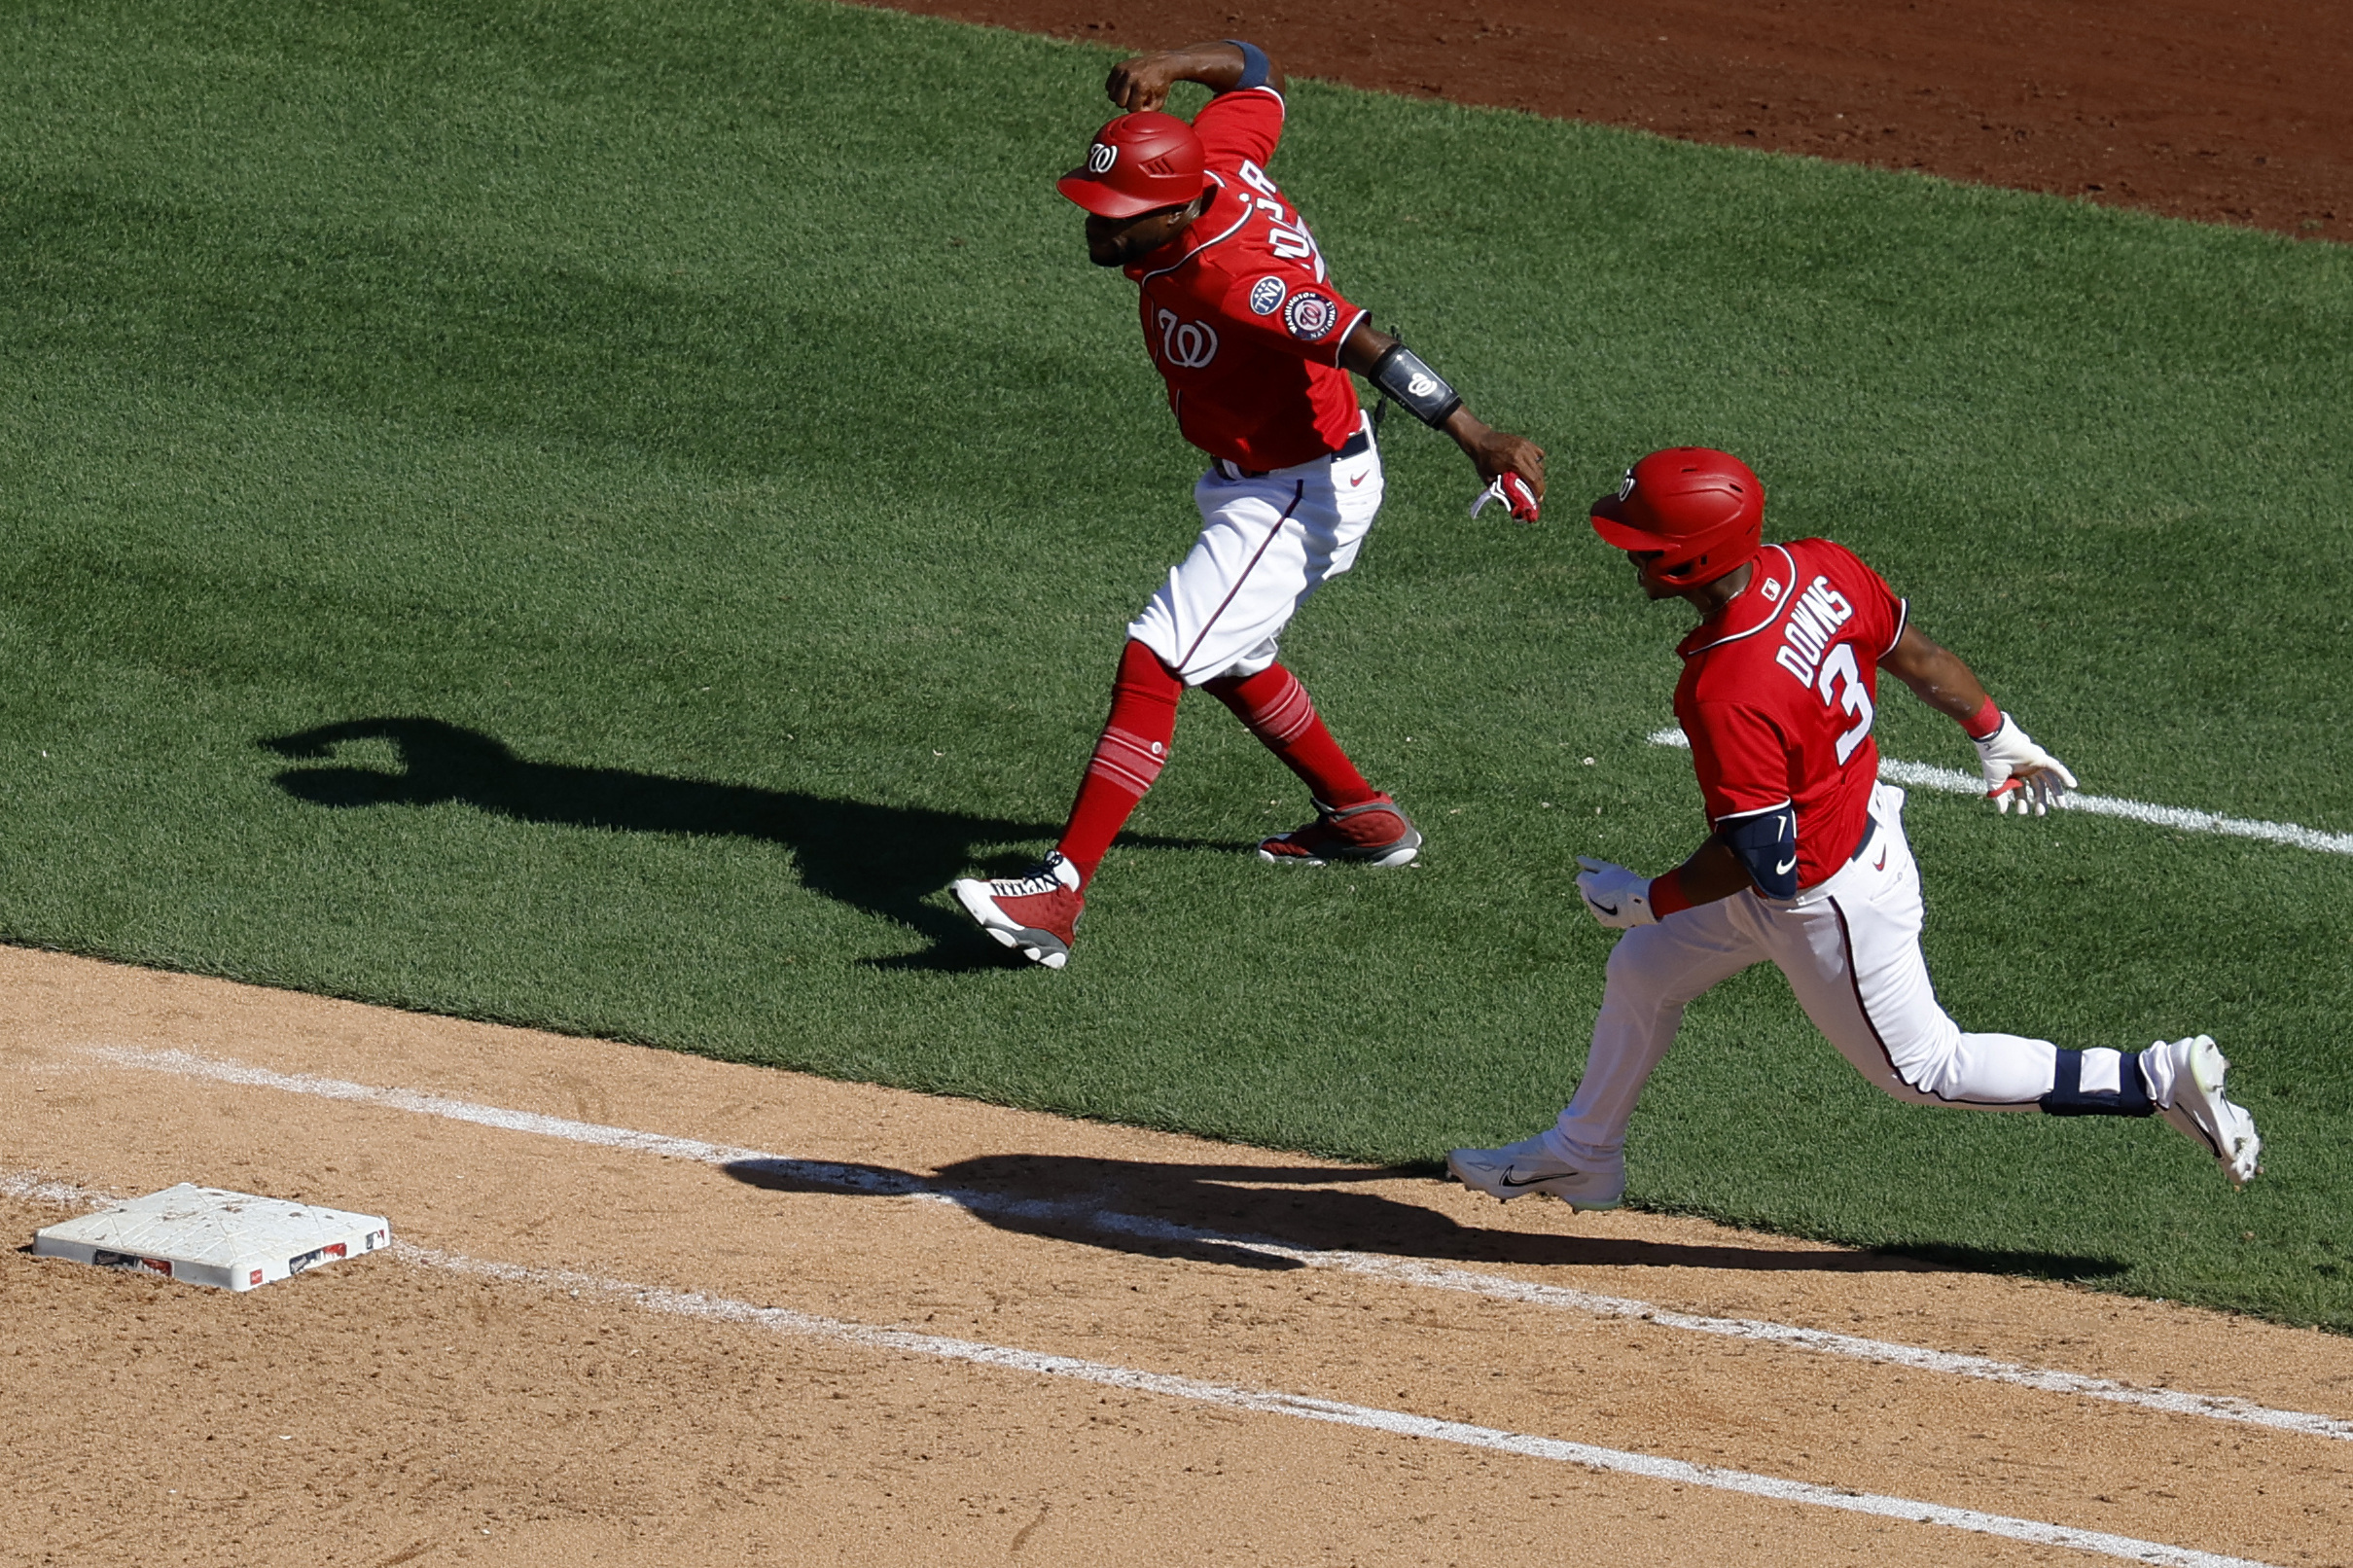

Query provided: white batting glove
[1575,857,1658,928]
[1972,713,2079,816]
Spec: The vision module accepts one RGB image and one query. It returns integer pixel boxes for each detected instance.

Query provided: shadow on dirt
[262,716,1230,971]
[721,1151,2125,1279]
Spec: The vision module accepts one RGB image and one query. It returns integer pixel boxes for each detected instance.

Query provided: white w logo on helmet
[1087,142,1117,174]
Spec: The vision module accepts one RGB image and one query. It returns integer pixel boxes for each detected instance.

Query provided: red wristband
[1648,870,1693,917]
[1962,696,2001,741]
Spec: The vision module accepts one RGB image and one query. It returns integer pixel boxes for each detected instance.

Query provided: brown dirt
[875,0,2352,239]
[6,946,2352,1565]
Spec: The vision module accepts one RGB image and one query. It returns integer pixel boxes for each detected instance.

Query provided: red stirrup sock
[1204,662,1378,810]
[1054,640,1184,886]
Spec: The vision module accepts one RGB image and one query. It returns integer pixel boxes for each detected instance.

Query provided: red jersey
[1673,540,1908,891]
[1123,88,1368,470]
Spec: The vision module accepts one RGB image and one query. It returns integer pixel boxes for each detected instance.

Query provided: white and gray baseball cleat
[1445,1133,1624,1210]
[2152,1034,2262,1188]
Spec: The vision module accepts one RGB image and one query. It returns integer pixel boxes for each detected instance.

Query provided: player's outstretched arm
[1575,837,1754,927]
[1106,41,1286,113]
[1338,320,1547,520]
[1879,623,2078,814]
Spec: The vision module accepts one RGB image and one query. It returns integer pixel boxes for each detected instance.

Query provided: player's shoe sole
[1445,1135,1624,1211]
[1258,836,1421,869]
[2158,1034,2262,1188]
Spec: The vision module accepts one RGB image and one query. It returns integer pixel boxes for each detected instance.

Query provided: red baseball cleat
[952,851,1084,969]
[1258,796,1422,868]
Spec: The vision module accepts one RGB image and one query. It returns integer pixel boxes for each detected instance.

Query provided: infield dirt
[6,945,2350,1565]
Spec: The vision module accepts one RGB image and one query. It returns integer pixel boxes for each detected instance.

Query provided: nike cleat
[2152,1034,2263,1188]
[1445,1133,1624,1210]
[1259,795,1422,868]
[952,851,1083,970]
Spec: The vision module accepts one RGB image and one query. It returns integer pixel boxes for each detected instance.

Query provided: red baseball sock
[1054,640,1183,887]
[1204,662,1378,809]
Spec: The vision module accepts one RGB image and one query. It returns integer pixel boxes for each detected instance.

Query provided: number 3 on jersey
[1817,643,1875,766]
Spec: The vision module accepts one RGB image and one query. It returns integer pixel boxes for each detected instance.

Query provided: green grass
[3,0,2349,1325]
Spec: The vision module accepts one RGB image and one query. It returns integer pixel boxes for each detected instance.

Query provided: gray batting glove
[1971,713,2079,816]
[1576,856,1659,928]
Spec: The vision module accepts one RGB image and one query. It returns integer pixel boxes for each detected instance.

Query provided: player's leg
[1203,661,1418,866]
[1179,430,1412,865]
[950,638,1181,969]
[1764,795,2062,1107]
[1055,638,1184,884]
[1449,899,1765,1206]
[1765,788,2259,1182]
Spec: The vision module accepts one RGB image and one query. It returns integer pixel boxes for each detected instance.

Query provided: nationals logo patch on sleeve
[1281,291,1339,341]
[1247,275,1288,315]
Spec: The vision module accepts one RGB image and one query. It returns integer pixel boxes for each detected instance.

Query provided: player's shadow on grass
[261,717,1221,971]
[721,1152,2124,1280]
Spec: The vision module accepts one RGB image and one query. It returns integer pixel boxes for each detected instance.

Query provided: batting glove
[1470,473,1541,523]
[1576,856,1658,929]
[1972,713,2079,816]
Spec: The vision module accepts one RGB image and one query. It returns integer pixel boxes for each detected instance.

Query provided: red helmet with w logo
[1588,447,1765,587]
[1057,112,1209,218]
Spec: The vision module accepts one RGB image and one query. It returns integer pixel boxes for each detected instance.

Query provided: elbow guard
[1370,342,1463,429]
[1222,39,1272,90]
[1717,803,1800,900]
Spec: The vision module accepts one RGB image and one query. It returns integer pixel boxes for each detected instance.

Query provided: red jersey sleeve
[1192,87,1286,175]
[1686,700,1796,825]
[1212,267,1366,368]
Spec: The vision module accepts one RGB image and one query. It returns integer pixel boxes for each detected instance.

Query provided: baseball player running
[953,39,1547,969]
[1449,448,2262,1206]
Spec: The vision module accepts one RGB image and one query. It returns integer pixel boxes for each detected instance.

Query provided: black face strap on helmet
[1717,802,1799,900]
[1369,342,1463,429]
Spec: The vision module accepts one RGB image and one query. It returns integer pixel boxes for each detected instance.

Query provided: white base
[33,1184,392,1291]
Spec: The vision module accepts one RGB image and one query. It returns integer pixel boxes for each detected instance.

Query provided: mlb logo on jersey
[1248,275,1288,315]
[1282,291,1338,341]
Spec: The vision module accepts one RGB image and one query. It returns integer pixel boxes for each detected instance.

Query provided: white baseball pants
[1553,784,2070,1161]
[1127,418,1385,685]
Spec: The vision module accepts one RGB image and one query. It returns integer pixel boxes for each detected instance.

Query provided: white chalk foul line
[398,1242,2280,1568]
[0,1168,2282,1568]
[77,1045,2353,1447]
[1645,729,2353,856]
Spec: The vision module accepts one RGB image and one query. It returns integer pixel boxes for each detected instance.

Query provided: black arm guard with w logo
[1370,342,1463,429]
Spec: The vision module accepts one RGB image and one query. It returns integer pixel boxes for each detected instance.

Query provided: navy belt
[1850,816,1879,865]
[1222,427,1373,480]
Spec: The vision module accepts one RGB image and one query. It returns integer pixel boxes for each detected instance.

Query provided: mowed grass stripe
[1,0,2347,1324]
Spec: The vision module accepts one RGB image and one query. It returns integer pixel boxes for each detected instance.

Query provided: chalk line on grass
[1644,728,2353,856]
[7,1164,2275,1568]
[76,1046,2353,1445]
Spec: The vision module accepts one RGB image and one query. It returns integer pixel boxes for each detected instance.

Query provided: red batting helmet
[1056,112,1209,218]
[1588,447,1765,587]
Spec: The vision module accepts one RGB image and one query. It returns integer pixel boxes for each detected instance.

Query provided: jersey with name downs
[1123,87,1369,471]
[1673,539,1908,893]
